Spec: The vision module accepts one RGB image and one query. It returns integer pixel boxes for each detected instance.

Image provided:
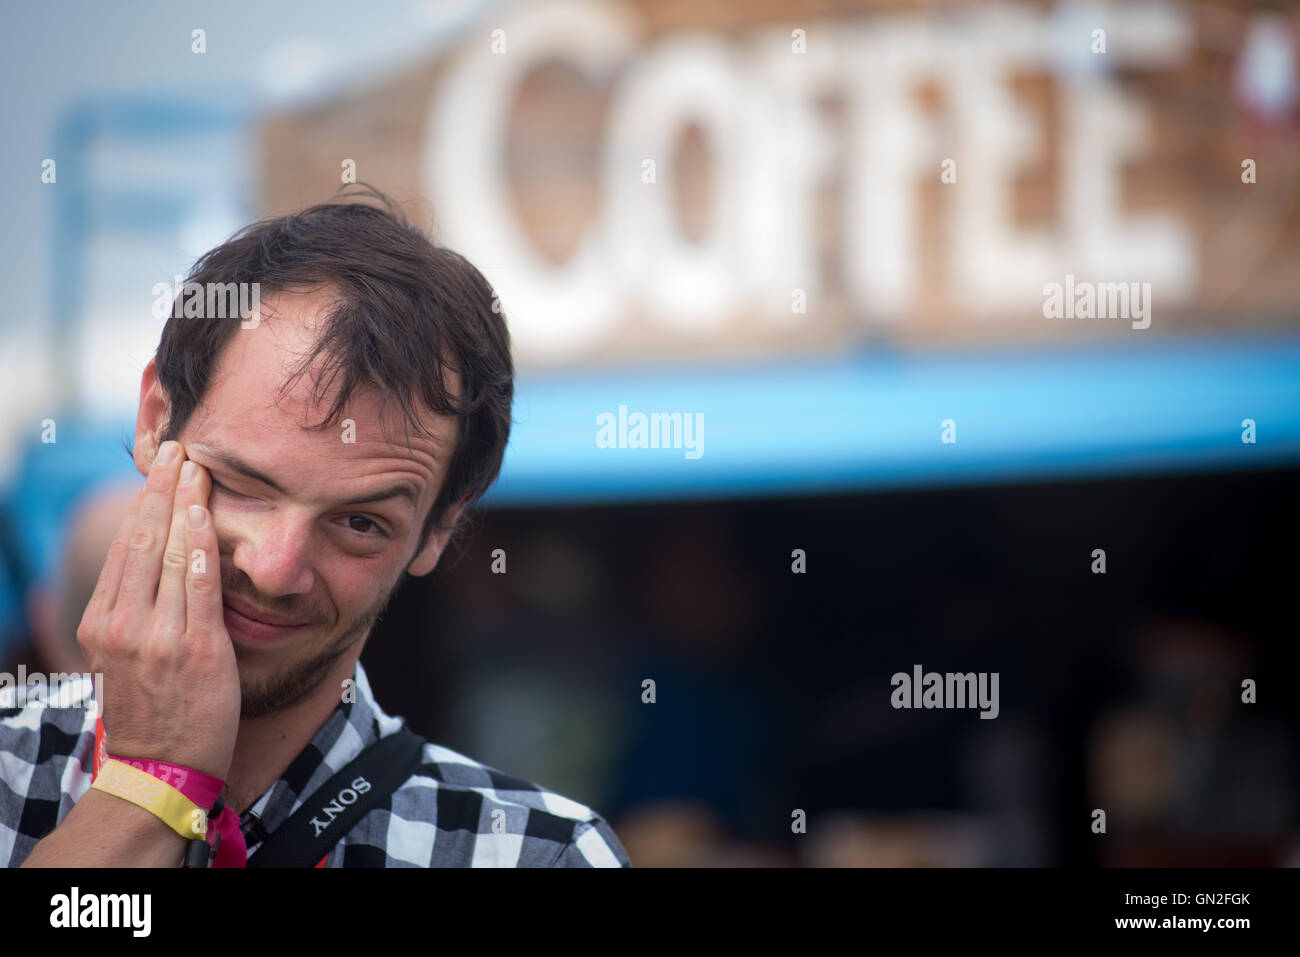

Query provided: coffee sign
[262,0,1299,367]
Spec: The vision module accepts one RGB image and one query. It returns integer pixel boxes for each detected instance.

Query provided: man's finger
[117,441,185,616]
[185,504,225,641]
[157,459,212,634]
[89,483,145,618]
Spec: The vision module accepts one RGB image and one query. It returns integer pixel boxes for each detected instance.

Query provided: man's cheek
[209,510,271,565]
[208,506,237,551]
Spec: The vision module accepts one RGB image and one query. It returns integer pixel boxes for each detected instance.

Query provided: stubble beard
[232,577,400,720]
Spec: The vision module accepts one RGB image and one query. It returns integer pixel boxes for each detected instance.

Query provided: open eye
[344,515,387,537]
[338,513,392,544]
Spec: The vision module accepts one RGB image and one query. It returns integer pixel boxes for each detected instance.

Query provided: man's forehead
[178,293,458,495]
[202,289,459,449]
[192,371,455,457]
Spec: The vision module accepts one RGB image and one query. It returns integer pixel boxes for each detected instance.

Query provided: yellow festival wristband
[91,758,208,840]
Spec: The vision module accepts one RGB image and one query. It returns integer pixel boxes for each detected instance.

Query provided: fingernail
[180,461,198,485]
[188,505,206,528]
[156,441,178,466]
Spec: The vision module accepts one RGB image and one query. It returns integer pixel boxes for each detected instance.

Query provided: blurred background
[1,0,1298,866]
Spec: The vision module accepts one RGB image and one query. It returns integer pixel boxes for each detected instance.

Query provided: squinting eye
[210,479,244,498]
[210,479,262,505]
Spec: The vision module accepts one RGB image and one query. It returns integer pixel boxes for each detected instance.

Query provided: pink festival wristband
[105,754,224,811]
[105,753,248,866]
[95,722,249,867]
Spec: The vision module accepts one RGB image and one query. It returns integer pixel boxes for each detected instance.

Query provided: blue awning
[486,335,1300,505]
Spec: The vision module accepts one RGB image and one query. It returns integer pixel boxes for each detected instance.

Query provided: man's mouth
[222,597,309,643]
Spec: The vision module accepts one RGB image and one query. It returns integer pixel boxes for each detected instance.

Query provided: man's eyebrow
[191,444,287,493]
[188,443,419,511]
[338,484,419,510]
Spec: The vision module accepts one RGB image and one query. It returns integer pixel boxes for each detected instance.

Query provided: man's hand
[77,439,240,780]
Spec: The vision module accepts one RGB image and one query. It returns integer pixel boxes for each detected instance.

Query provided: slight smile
[222,598,308,644]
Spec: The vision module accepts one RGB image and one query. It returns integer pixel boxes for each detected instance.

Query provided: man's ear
[132,357,171,477]
[406,500,468,577]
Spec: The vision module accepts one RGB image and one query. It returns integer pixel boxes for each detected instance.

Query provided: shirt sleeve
[0,677,97,866]
[550,816,632,868]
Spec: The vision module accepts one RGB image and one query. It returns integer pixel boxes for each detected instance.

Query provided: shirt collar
[238,659,403,851]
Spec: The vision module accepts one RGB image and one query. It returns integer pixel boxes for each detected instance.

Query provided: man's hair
[151,185,514,556]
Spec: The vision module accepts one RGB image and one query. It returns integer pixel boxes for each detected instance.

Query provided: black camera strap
[246,728,427,868]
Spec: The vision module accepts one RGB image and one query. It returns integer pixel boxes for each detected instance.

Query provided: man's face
[145,288,458,719]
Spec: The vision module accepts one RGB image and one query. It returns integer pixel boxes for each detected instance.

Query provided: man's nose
[223,510,316,598]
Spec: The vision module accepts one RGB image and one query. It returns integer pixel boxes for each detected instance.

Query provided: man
[0,189,630,868]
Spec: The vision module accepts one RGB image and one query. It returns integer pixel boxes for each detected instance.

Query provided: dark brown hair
[150,185,513,555]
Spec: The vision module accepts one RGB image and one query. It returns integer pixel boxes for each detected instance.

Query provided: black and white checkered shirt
[0,662,630,867]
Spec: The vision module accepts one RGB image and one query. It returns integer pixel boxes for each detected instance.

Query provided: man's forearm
[20,788,189,867]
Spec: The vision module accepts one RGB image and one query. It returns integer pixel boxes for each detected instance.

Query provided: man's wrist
[20,788,188,868]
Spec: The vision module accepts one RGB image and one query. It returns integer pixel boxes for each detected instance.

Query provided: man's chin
[238,671,326,721]
[233,625,367,721]
[231,589,392,720]
[236,653,343,720]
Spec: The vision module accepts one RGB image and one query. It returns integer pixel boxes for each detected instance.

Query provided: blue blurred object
[50,97,250,411]
[0,546,20,663]
[0,417,139,658]
[6,336,1295,653]
[490,334,1300,505]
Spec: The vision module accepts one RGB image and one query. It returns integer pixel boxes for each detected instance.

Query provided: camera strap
[246,727,427,868]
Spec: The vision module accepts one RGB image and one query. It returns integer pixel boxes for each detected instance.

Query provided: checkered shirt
[0,661,630,867]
